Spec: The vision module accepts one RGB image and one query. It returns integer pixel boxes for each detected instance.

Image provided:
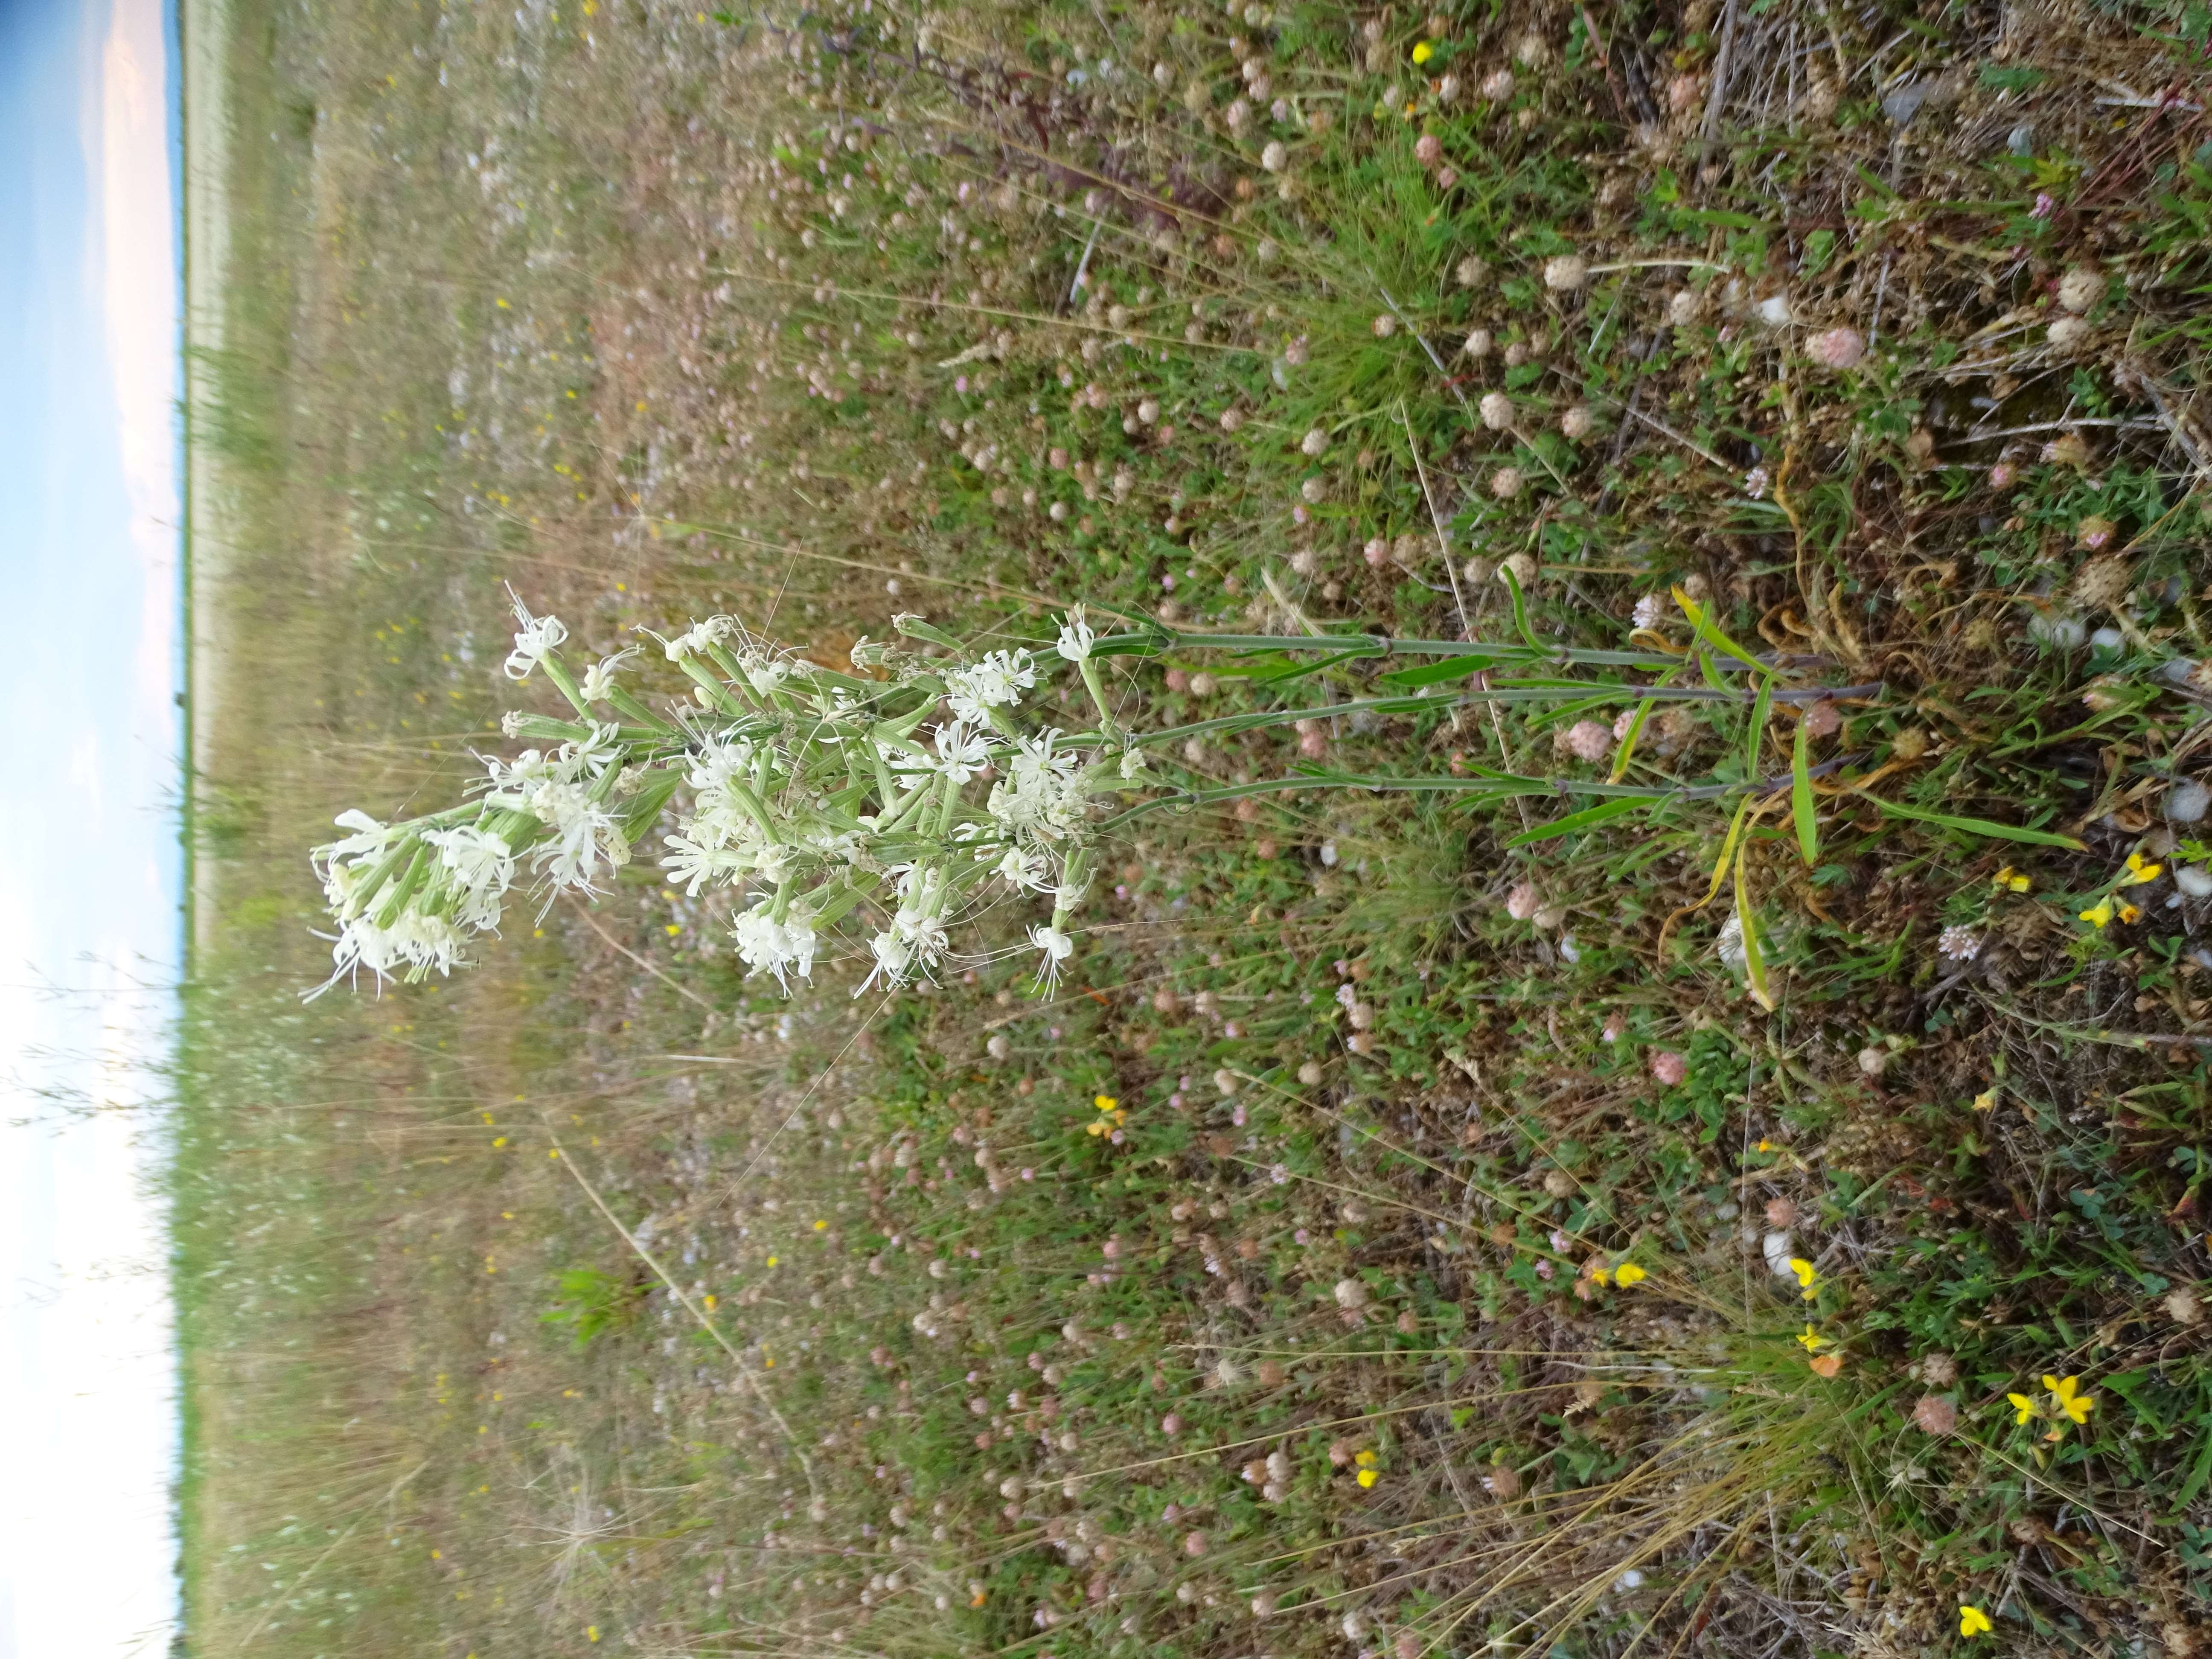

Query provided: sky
[0,0,183,1653]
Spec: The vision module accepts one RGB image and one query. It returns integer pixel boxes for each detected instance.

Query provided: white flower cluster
[309,601,1133,1000]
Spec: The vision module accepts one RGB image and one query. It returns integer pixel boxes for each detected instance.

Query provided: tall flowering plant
[308,598,1147,998]
[308,588,1877,1001]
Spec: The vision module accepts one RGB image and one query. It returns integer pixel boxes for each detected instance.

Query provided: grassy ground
[175,0,2212,1655]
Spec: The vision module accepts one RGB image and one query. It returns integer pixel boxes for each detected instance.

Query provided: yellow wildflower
[1612,1262,1648,1287]
[1796,1325,1828,1352]
[1994,866,2031,892]
[1959,1605,1993,1637]
[1095,1094,1118,1111]
[1356,1449,1377,1467]
[1787,1257,1819,1299]
[2118,900,2142,925]
[1972,1089,1997,1112]
[2078,897,2114,929]
[2007,1391,2038,1425]
[813,1219,828,1231]
[1356,1468,1379,1488]
[1086,1118,1110,1137]
[1412,39,1434,62]
[2044,1374,2095,1424]
[1589,1264,1612,1287]
[2123,852,2163,885]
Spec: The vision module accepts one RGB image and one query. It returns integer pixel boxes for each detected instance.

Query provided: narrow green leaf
[1500,563,1542,653]
[1791,721,1819,866]
[1671,584,1768,674]
[1743,675,1774,776]
[1735,854,1775,1011]
[1504,795,1659,847]
[1700,796,1756,910]
[1860,794,2087,849]
[1608,699,1655,783]
[1378,655,1498,689]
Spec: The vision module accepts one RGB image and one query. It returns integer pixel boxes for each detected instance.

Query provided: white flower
[686,734,757,793]
[740,651,795,696]
[1632,593,1668,630]
[997,847,1051,891]
[988,731,1090,841]
[662,830,748,896]
[934,722,992,783]
[1118,748,1150,782]
[1936,925,1981,962]
[320,808,398,864]
[504,594,569,681]
[1029,923,1074,986]
[1479,390,1514,431]
[527,781,625,893]
[565,721,624,778]
[731,905,817,991]
[422,825,516,931]
[309,908,466,999]
[946,649,1037,722]
[578,648,637,703]
[1055,607,1096,663]
[663,617,731,661]
[894,907,949,969]
[861,928,915,992]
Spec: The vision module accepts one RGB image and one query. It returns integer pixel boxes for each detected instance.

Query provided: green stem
[373,843,433,929]
[605,685,680,736]
[1132,682,1879,751]
[1087,629,1825,673]
[1094,754,1863,832]
[1077,659,1122,743]
[538,654,594,719]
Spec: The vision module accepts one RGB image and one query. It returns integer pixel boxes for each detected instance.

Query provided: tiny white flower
[934,722,992,783]
[1029,923,1075,986]
[578,647,637,703]
[504,594,569,681]
[946,649,1037,722]
[742,652,795,696]
[1055,606,1097,663]
[1936,925,1981,962]
[731,905,818,992]
[1119,748,1150,781]
[997,847,1051,891]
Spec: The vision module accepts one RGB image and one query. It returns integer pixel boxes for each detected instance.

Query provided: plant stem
[1089,629,1828,674]
[1095,755,1863,831]
[1131,684,1881,750]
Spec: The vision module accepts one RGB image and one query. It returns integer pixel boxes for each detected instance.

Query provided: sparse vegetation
[177,0,2212,1654]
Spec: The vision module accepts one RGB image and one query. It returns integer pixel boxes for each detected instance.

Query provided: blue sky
[0,0,181,1653]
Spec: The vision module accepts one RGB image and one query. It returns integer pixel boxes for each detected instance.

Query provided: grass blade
[1671,584,1767,674]
[1500,562,1543,653]
[1735,853,1775,1011]
[1857,793,2086,849]
[1608,698,1655,783]
[1504,794,1659,847]
[1791,721,1819,866]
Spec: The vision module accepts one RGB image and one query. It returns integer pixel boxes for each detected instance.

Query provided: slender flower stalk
[309,600,1879,1000]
